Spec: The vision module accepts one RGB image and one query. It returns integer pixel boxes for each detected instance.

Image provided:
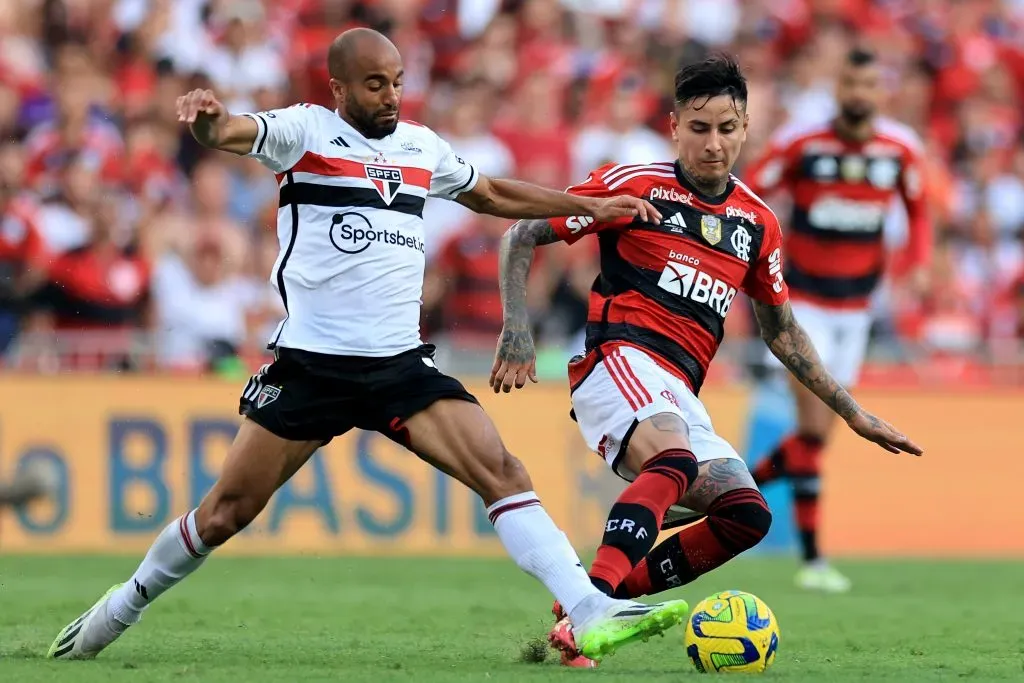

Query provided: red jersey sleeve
[742,134,799,200]
[548,165,636,245]
[742,210,789,306]
[892,142,933,275]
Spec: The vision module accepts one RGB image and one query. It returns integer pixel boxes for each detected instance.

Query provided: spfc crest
[257,385,281,409]
[365,165,404,206]
[700,214,722,245]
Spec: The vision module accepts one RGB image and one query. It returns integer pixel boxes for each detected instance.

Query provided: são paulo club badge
[365,166,404,205]
[257,385,281,409]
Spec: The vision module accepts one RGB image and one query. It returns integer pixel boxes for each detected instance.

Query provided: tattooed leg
[614,458,772,599]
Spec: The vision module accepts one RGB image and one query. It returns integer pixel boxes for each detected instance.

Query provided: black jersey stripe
[279,182,425,217]
[270,171,300,349]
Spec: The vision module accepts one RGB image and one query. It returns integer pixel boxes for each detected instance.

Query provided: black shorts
[239,344,478,445]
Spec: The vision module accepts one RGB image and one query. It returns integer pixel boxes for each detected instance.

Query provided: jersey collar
[673,160,735,206]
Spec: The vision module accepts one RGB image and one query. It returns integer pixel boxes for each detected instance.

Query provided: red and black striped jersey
[743,118,932,310]
[551,160,789,395]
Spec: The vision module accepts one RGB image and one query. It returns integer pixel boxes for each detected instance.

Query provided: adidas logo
[329,136,348,147]
[665,212,687,232]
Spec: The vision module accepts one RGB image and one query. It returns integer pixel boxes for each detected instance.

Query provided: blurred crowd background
[1,0,1024,381]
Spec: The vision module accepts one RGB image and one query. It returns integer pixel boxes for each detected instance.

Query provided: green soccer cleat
[574,598,690,661]
[48,584,126,660]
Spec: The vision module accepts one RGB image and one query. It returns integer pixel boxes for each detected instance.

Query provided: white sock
[108,509,211,625]
[487,492,609,623]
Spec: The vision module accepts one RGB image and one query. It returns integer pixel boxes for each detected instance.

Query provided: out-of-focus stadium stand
[0,0,1023,383]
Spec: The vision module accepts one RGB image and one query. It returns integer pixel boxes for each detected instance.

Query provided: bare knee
[473,449,533,507]
[622,413,692,473]
[195,490,266,547]
[707,488,772,554]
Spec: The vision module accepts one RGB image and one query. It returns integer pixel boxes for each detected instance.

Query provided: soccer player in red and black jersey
[491,55,923,667]
[742,48,933,593]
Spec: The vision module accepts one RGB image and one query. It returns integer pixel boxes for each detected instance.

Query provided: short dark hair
[847,47,877,67]
[674,54,747,110]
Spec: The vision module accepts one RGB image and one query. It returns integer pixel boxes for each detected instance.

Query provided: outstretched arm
[489,219,561,393]
[176,89,258,155]
[458,175,661,224]
[752,300,923,455]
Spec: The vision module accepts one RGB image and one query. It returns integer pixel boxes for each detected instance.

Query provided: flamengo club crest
[700,214,722,245]
[365,165,404,206]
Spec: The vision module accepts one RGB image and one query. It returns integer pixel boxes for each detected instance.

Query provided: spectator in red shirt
[493,70,572,189]
[0,175,48,354]
[990,274,1024,362]
[22,44,123,198]
[29,183,149,370]
[423,212,540,347]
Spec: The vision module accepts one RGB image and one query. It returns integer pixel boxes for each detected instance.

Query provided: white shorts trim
[570,346,741,482]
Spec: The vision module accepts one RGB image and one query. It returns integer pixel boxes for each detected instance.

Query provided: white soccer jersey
[242,104,479,356]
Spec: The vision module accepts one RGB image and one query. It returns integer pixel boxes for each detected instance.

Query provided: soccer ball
[684,590,779,673]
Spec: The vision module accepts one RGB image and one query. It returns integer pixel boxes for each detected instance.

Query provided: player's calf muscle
[194,422,320,546]
[681,459,761,512]
[470,450,533,504]
[404,402,533,505]
[196,492,264,546]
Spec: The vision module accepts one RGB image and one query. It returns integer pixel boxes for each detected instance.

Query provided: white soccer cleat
[795,563,852,593]
[47,584,128,659]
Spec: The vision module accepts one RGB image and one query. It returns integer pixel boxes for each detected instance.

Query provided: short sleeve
[429,134,479,199]
[742,126,804,199]
[240,105,312,173]
[548,165,632,245]
[741,210,789,306]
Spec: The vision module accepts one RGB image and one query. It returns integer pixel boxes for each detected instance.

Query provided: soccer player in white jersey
[47,28,691,662]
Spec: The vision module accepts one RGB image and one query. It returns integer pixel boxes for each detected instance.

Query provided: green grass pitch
[1,555,1022,681]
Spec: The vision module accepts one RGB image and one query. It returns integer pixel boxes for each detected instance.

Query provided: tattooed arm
[752,300,860,420]
[488,219,560,393]
[753,300,923,455]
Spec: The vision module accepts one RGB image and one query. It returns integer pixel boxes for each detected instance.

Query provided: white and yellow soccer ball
[684,590,779,674]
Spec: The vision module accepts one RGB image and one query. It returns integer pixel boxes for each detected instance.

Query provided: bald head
[328,28,401,82]
[327,28,404,139]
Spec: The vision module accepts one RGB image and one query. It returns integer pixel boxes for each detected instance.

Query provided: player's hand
[589,196,662,225]
[176,89,227,124]
[846,410,923,456]
[489,325,538,393]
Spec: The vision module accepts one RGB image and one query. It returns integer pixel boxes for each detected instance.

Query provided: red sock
[750,449,784,485]
[589,449,697,595]
[618,489,772,598]
[752,433,825,486]
[785,435,824,563]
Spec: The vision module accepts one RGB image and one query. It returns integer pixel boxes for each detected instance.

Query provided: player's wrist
[502,316,531,331]
[841,403,864,424]
[190,111,228,147]
[573,196,601,217]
